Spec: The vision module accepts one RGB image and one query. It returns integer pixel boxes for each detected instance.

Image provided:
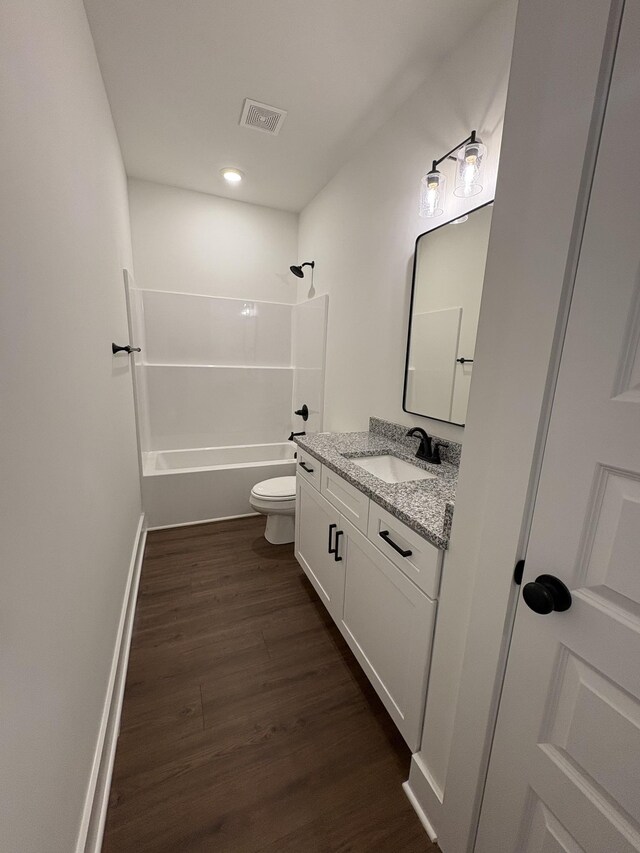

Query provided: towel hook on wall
[112,342,141,355]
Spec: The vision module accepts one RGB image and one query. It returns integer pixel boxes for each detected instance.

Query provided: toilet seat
[251,476,296,501]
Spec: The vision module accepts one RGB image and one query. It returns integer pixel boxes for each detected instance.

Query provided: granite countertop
[294,429,458,550]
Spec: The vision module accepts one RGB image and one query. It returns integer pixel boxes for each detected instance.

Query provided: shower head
[290,260,315,278]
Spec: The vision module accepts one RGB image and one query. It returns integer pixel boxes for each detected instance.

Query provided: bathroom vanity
[294,417,459,750]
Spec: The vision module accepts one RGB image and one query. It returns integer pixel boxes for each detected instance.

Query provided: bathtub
[142,442,297,528]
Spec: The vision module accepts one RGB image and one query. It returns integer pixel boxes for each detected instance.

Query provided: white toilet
[249,476,297,544]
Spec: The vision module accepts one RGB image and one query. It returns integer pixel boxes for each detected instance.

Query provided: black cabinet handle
[328,523,337,555]
[112,342,141,355]
[523,574,572,614]
[379,530,412,558]
[299,461,314,474]
[456,357,474,364]
[334,530,343,562]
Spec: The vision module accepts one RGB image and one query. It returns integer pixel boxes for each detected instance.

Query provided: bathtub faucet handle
[289,431,306,441]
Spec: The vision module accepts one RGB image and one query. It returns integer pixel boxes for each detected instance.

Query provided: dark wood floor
[103,516,436,852]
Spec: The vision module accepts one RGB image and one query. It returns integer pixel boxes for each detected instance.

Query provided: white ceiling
[84,0,499,212]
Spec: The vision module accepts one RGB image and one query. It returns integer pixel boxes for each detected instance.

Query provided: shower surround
[128,286,328,527]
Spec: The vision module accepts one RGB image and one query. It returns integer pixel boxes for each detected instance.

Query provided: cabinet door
[295,476,345,620]
[339,519,437,750]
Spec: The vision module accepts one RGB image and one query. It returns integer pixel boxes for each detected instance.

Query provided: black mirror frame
[402,199,494,427]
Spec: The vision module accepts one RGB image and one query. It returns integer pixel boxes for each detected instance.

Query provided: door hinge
[513,559,525,586]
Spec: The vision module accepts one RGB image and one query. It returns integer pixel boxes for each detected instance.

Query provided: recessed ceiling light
[221,168,243,184]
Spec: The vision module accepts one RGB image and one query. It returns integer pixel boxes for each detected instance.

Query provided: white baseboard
[403,780,438,843]
[75,513,147,853]
[147,511,259,531]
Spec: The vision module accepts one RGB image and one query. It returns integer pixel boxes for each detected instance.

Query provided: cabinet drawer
[296,448,322,490]
[321,467,369,533]
[367,502,443,599]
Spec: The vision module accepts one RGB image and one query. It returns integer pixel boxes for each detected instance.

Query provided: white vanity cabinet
[295,462,442,750]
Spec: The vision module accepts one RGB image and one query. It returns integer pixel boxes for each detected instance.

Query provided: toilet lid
[251,476,296,500]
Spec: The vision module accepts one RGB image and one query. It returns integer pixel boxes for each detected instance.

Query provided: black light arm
[431,130,478,171]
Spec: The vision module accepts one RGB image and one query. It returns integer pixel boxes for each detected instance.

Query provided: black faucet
[406,427,443,465]
[289,431,306,441]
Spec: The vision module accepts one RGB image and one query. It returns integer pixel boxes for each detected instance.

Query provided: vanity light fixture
[221,167,243,184]
[419,130,487,218]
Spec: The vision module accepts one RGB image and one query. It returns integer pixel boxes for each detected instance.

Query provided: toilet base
[264,513,295,545]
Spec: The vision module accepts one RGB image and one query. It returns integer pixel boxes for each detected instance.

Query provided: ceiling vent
[239,99,287,136]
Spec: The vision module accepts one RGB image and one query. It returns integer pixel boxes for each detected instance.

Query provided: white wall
[126,181,300,456]
[128,178,299,302]
[137,289,295,451]
[145,364,294,450]
[0,1,142,851]
[297,0,517,443]
[292,295,329,434]
[140,290,293,367]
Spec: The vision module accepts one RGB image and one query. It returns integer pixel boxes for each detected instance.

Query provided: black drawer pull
[328,523,337,554]
[299,461,314,474]
[379,530,412,558]
[334,530,343,562]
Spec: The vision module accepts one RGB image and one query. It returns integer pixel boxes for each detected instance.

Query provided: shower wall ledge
[143,363,295,370]
[136,287,294,307]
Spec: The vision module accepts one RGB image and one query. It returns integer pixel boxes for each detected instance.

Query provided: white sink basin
[350,454,437,484]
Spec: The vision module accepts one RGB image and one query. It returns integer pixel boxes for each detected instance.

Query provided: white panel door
[339,519,437,750]
[477,4,640,851]
[295,476,345,621]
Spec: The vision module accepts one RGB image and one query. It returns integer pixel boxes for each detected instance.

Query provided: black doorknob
[522,574,572,614]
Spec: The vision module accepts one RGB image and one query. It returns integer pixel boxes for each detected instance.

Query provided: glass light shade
[419,169,446,218]
[454,138,486,198]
